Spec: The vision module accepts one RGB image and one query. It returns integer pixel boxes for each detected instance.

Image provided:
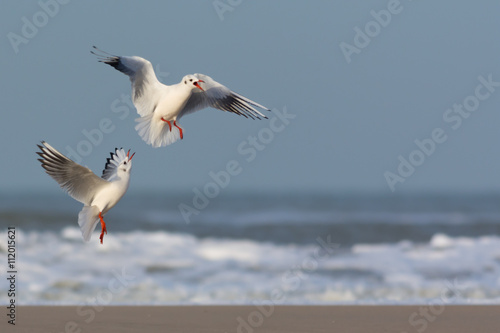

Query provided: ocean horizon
[1,191,500,305]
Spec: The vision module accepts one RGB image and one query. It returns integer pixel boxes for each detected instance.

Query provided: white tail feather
[134,114,182,147]
[78,206,100,242]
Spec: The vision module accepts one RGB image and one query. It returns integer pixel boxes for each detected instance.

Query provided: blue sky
[1,0,500,195]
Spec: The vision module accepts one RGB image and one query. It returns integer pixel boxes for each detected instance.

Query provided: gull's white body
[92,47,270,147]
[153,84,193,121]
[90,179,130,214]
[37,142,134,242]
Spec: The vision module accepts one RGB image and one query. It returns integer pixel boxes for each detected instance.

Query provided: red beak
[127,149,136,160]
[194,80,204,91]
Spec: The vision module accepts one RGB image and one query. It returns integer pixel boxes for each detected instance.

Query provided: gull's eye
[124,161,127,165]
[184,80,186,84]
[190,79,193,82]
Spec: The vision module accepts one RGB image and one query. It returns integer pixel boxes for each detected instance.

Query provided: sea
[1,191,500,305]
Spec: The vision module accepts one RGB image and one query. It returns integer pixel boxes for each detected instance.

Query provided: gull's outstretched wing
[37,141,108,205]
[178,73,270,120]
[92,46,164,117]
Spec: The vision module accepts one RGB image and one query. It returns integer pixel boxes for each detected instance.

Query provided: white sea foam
[1,228,500,305]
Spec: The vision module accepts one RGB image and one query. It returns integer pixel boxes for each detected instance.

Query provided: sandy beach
[2,305,498,333]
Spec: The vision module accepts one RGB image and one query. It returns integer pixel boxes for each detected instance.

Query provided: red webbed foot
[161,118,172,131]
[98,212,107,244]
[173,121,183,139]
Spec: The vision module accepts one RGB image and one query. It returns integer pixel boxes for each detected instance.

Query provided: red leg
[173,121,183,139]
[161,118,172,131]
[98,212,107,244]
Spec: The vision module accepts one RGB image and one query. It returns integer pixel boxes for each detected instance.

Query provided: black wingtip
[92,46,117,57]
[36,143,47,157]
[91,45,100,56]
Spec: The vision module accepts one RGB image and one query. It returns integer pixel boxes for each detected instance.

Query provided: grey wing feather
[92,46,163,117]
[37,141,108,205]
[177,73,270,120]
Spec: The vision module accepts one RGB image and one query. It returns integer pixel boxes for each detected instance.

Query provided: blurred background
[1,0,500,305]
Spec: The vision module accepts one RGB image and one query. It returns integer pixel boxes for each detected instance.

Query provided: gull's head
[182,75,204,91]
[118,149,135,175]
[102,148,135,181]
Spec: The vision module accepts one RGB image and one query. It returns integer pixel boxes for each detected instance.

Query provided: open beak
[194,80,204,91]
[127,149,136,161]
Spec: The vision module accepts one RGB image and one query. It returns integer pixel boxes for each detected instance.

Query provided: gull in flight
[92,46,270,147]
[37,141,135,244]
